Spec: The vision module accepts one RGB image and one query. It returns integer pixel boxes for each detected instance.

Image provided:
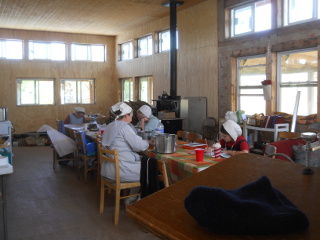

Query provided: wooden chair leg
[114,188,121,225]
[99,180,105,214]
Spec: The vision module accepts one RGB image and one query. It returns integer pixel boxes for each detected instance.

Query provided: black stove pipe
[162,1,184,99]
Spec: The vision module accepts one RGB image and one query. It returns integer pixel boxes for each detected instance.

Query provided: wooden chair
[201,117,219,141]
[195,139,214,147]
[187,132,202,142]
[157,160,169,188]
[96,133,102,186]
[176,130,188,141]
[278,131,301,141]
[74,131,98,183]
[98,143,141,225]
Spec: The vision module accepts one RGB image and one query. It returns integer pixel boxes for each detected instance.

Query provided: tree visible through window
[60,79,95,104]
[17,78,54,105]
[122,78,134,102]
[139,76,153,104]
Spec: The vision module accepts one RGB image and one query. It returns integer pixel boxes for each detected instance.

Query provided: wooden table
[148,141,225,183]
[127,153,320,240]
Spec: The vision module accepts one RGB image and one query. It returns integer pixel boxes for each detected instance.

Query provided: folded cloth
[184,176,309,235]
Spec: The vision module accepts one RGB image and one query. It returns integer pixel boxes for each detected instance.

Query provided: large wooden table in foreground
[127,153,320,240]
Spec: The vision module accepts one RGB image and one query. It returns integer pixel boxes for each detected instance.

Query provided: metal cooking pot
[137,131,153,140]
[155,133,176,154]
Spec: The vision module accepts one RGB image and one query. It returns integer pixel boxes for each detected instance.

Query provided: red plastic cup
[100,129,105,136]
[195,148,205,162]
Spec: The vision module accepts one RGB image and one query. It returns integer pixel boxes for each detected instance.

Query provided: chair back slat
[157,160,169,188]
[98,143,121,185]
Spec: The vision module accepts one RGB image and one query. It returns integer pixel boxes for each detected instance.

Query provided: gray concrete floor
[3,146,159,240]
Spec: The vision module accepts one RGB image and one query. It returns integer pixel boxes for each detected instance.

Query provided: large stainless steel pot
[0,108,8,122]
[137,131,153,140]
[155,133,176,154]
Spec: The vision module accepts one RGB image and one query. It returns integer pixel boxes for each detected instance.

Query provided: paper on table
[183,143,207,147]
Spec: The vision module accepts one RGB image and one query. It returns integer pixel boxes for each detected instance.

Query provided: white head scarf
[138,105,152,118]
[111,102,132,119]
[223,120,242,142]
[75,107,85,113]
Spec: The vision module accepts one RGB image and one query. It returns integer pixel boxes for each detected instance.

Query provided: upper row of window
[230,0,320,37]
[120,29,178,61]
[0,39,106,62]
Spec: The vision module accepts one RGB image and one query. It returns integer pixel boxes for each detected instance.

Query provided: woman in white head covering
[219,120,249,156]
[64,107,86,124]
[101,102,149,182]
[136,105,160,131]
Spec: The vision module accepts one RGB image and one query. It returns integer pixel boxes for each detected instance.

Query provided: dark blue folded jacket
[184,176,309,235]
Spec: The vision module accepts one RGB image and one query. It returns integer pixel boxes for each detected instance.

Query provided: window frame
[237,54,267,116]
[121,78,134,102]
[159,29,178,52]
[28,40,67,61]
[138,35,153,57]
[16,78,55,106]
[283,0,319,26]
[277,48,318,115]
[120,41,133,61]
[229,0,272,38]
[60,78,95,104]
[0,38,23,60]
[138,76,153,104]
[71,43,106,62]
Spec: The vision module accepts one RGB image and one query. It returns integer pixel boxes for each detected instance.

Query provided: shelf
[243,122,289,142]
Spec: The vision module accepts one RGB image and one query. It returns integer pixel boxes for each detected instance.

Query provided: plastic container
[155,120,164,134]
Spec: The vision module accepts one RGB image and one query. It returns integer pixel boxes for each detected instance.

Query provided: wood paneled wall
[115,0,219,119]
[0,29,116,133]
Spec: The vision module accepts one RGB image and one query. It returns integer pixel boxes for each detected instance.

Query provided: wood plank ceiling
[0,0,206,36]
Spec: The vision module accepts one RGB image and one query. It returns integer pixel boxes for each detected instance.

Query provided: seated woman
[64,107,86,124]
[101,102,149,182]
[136,105,159,131]
[219,120,249,156]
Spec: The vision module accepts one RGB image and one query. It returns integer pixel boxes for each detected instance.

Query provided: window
[230,0,271,37]
[284,0,319,25]
[121,42,133,60]
[139,76,153,104]
[29,41,66,61]
[277,49,317,115]
[71,43,105,62]
[237,55,266,115]
[0,39,23,59]
[138,35,153,57]
[121,78,134,102]
[60,79,95,104]
[159,29,178,52]
[17,78,54,105]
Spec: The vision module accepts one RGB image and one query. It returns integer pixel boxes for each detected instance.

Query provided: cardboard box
[158,111,176,119]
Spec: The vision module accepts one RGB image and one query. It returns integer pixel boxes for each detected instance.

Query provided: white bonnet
[75,107,85,113]
[138,105,152,118]
[111,102,132,118]
[223,120,242,142]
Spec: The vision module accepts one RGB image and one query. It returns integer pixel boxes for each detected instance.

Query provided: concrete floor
[3,146,159,240]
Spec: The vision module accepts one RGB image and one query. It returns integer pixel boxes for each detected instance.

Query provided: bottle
[155,120,164,134]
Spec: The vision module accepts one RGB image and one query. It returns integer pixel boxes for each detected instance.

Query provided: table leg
[1,175,8,240]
